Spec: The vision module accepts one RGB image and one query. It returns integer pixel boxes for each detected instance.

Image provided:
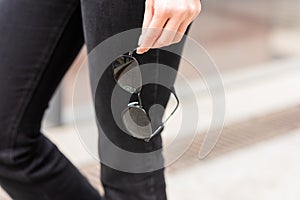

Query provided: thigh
[80,0,191,151]
[0,0,83,162]
[80,0,145,51]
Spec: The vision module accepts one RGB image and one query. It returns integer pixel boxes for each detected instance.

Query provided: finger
[189,2,202,21]
[152,18,182,48]
[172,20,190,44]
[139,0,154,45]
[172,4,201,43]
[137,14,168,54]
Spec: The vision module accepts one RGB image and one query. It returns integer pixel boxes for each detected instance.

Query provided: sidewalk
[167,127,300,200]
[1,58,300,199]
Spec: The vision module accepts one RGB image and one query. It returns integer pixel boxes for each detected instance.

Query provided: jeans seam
[153,49,160,106]
[148,49,161,200]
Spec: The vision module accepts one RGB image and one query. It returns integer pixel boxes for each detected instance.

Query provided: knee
[0,108,44,167]
[0,129,42,167]
[0,141,31,168]
[0,133,60,183]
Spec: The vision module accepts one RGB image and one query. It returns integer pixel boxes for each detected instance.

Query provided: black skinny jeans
[0,0,189,199]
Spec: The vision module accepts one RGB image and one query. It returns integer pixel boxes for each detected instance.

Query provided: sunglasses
[111,49,179,142]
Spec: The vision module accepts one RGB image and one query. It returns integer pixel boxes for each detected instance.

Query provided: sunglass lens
[112,55,142,93]
[122,106,152,139]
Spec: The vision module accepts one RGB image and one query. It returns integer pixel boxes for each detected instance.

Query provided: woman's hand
[136,0,201,54]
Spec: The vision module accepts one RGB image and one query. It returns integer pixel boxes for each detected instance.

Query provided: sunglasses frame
[112,49,179,142]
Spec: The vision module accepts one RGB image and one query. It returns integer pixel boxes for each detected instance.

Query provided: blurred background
[1,0,300,199]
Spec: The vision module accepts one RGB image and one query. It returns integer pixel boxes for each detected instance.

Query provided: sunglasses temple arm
[144,125,164,142]
[145,87,179,142]
[161,86,179,125]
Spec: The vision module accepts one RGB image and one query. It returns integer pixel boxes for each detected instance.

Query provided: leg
[80,0,191,199]
[0,1,101,199]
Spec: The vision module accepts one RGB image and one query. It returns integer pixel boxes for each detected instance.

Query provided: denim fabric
[0,0,190,199]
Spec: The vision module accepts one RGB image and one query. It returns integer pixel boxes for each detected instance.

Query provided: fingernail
[136,48,143,54]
